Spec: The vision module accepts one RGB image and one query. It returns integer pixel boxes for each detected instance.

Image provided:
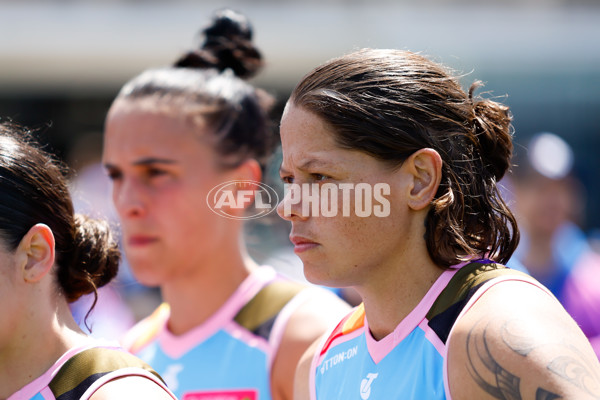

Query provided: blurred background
[1,0,599,227]
[2,0,599,336]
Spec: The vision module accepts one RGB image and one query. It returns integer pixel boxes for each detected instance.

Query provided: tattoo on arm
[534,389,561,400]
[466,318,600,399]
[545,354,600,397]
[466,321,534,399]
[502,319,600,398]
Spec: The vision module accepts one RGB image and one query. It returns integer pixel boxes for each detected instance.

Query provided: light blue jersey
[311,261,544,400]
[123,266,308,400]
[315,320,445,399]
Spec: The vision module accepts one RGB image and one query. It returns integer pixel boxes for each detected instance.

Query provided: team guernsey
[8,341,174,400]
[311,260,551,400]
[122,266,310,400]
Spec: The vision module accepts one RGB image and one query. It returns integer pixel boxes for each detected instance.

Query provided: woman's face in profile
[277,103,414,289]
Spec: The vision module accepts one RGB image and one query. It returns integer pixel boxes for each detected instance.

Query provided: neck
[361,259,443,341]
[161,238,258,335]
[355,221,444,341]
[0,297,88,399]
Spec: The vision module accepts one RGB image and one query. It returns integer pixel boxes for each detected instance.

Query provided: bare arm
[447,280,600,399]
[294,336,322,400]
[90,375,175,400]
[271,288,351,400]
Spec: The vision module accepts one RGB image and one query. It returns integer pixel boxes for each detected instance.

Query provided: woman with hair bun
[278,49,600,399]
[0,123,175,400]
[103,9,349,400]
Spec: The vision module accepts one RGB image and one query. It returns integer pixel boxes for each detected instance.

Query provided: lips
[127,235,159,247]
[290,235,319,253]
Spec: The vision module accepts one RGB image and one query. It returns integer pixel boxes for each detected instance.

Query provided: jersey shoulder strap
[426,261,530,344]
[48,347,164,400]
[234,279,306,340]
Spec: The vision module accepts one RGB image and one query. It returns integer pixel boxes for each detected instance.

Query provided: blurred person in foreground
[102,9,350,400]
[276,49,600,399]
[0,122,175,400]
[511,132,600,357]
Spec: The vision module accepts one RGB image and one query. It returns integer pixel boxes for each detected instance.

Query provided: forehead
[280,103,341,156]
[103,101,213,162]
[280,103,388,176]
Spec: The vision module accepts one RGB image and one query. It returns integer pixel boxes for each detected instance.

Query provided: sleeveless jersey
[122,266,310,400]
[8,342,175,400]
[311,261,550,400]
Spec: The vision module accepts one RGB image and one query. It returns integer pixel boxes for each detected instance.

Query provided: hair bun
[203,8,253,42]
[58,214,120,302]
[174,8,263,79]
[469,81,513,181]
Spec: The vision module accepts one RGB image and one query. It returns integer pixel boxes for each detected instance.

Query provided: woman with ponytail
[103,9,349,400]
[278,49,600,399]
[0,123,175,400]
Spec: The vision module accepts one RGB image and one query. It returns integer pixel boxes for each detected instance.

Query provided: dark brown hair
[111,8,276,169]
[0,122,120,303]
[290,49,519,267]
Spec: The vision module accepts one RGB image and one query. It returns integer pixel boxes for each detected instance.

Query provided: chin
[302,262,342,288]
[128,260,165,287]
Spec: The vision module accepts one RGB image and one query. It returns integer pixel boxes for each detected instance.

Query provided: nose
[112,177,147,219]
[277,183,308,221]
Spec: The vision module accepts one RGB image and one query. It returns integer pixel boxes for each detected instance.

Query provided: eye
[147,167,168,178]
[106,168,122,181]
[280,175,294,184]
[311,173,329,182]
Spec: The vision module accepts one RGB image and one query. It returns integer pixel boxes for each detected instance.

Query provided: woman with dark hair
[0,123,175,400]
[277,49,600,399]
[102,9,349,400]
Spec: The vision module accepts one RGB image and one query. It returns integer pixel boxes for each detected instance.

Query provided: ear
[218,159,264,215]
[229,158,262,183]
[233,159,263,210]
[405,148,443,211]
[17,223,56,283]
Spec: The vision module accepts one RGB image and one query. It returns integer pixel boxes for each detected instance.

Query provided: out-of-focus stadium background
[2,0,599,229]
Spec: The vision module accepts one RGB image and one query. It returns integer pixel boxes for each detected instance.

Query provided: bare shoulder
[285,287,351,339]
[271,287,351,400]
[90,376,174,400]
[447,279,600,399]
[278,287,351,357]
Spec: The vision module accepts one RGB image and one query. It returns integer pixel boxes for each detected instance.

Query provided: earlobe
[407,148,443,211]
[18,224,56,283]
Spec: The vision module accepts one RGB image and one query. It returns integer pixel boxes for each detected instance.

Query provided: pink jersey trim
[80,366,176,399]
[442,275,554,400]
[158,266,277,359]
[222,320,270,353]
[419,319,446,356]
[39,387,55,400]
[364,267,460,364]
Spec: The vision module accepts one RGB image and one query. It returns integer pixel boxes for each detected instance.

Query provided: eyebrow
[279,158,336,175]
[104,157,177,170]
[133,157,177,166]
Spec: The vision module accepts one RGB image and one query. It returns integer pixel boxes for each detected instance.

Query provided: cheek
[162,182,226,235]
